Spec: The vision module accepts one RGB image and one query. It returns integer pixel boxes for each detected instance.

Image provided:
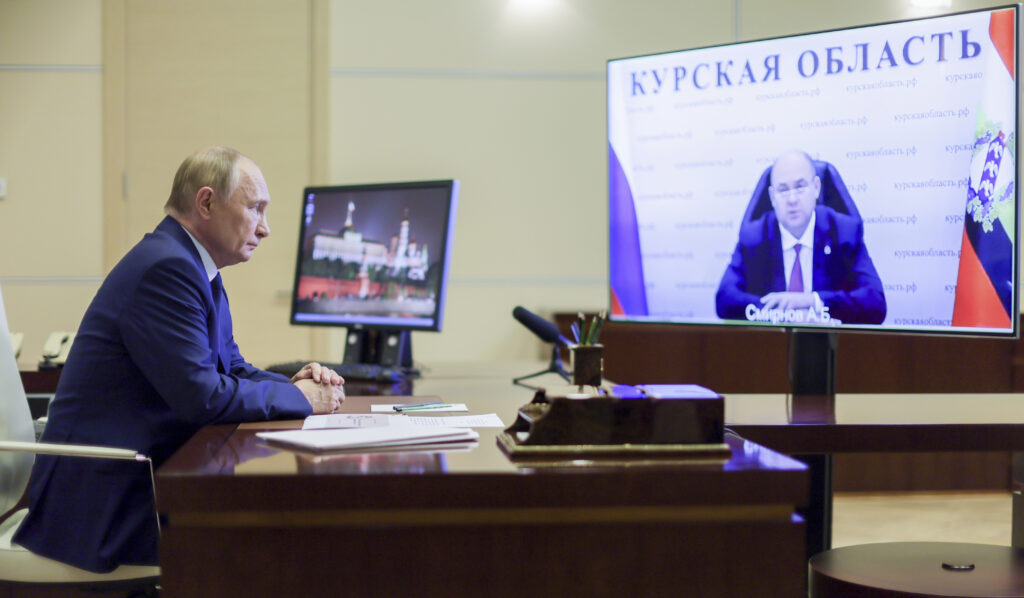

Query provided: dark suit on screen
[14,216,312,572]
[715,205,887,325]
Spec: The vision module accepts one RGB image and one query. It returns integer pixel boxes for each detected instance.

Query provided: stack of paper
[302,413,505,430]
[635,384,720,398]
[257,426,479,453]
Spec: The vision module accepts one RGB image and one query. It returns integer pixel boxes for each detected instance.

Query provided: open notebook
[256,426,479,453]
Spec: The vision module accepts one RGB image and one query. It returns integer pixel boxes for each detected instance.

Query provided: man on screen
[715,149,886,325]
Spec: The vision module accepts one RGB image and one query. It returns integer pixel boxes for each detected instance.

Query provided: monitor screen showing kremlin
[608,5,1020,336]
[288,180,458,331]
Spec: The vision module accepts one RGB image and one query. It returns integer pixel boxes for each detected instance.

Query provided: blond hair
[164,146,245,216]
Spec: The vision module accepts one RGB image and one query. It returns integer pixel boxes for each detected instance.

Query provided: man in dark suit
[715,150,886,325]
[14,147,345,572]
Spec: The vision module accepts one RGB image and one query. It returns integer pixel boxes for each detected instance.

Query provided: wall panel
[325,0,733,364]
[122,0,316,366]
[0,0,103,367]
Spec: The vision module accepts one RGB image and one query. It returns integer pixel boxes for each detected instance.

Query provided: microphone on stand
[512,306,572,346]
[511,306,571,388]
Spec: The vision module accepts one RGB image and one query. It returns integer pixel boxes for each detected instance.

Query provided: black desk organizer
[498,388,729,463]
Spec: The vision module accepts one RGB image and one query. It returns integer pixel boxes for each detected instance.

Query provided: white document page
[303,413,505,430]
[302,414,399,429]
[636,384,720,398]
[399,414,505,428]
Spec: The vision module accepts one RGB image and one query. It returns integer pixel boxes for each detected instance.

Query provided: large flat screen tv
[608,5,1020,338]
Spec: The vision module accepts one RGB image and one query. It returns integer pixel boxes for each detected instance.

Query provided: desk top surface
[156,363,811,513]
[156,361,1024,512]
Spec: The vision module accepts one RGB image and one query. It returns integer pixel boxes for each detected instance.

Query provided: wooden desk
[156,365,808,598]
[555,316,1024,493]
[18,368,61,394]
[727,393,1024,453]
[557,315,1024,393]
[725,392,1024,556]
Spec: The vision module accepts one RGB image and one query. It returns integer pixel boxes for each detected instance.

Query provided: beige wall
[0,0,104,367]
[0,0,1019,369]
[117,0,320,367]
[324,1,733,362]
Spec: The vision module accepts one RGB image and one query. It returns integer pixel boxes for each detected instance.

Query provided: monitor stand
[787,328,837,559]
[789,329,837,395]
[343,328,413,369]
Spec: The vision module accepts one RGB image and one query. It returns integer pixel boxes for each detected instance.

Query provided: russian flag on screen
[609,144,648,316]
[952,9,1017,329]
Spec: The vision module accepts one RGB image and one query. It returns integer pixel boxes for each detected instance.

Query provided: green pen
[393,401,440,412]
[398,403,453,412]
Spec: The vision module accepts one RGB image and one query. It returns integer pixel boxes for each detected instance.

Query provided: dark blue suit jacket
[14,217,312,572]
[715,205,886,325]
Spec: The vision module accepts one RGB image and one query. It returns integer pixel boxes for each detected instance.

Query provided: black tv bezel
[606,4,1021,339]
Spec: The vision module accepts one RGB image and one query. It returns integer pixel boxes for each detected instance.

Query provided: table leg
[795,453,832,558]
[1013,452,1024,547]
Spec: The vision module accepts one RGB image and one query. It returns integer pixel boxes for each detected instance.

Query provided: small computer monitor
[289,180,459,367]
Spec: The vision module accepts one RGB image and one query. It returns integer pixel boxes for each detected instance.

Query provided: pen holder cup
[569,344,603,387]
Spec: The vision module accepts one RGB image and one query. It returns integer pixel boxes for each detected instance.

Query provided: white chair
[0,286,160,595]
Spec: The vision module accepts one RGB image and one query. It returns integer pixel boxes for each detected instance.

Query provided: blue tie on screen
[789,244,803,292]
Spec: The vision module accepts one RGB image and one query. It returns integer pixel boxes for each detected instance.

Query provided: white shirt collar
[778,210,816,251]
[179,224,219,282]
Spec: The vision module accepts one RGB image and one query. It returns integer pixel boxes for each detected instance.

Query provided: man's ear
[812,175,822,198]
[195,186,216,220]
